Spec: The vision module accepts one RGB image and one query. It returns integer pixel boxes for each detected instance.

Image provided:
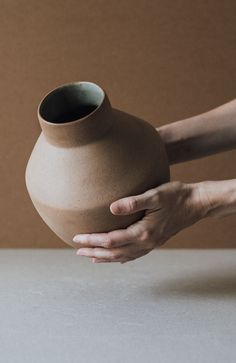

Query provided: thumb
[110,189,158,215]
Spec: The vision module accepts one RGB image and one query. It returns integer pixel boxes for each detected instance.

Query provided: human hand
[73,181,210,263]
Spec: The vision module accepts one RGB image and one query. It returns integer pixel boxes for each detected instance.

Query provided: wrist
[188,182,211,220]
[195,180,236,218]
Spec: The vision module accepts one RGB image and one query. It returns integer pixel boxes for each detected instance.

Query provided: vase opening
[38,82,105,124]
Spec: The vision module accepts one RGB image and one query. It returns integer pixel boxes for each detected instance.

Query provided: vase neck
[37,82,114,147]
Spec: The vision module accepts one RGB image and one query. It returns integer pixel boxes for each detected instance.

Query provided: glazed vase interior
[39,82,105,124]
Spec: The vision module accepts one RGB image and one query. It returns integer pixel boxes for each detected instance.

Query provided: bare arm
[157,99,236,164]
[73,178,236,263]
[73,100,236,263]
[200,178,236,218]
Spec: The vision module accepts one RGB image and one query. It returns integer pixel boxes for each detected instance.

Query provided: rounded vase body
[25,81,170,248]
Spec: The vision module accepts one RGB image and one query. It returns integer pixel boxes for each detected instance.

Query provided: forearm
[198,179,236,218]
[157,99,236,165]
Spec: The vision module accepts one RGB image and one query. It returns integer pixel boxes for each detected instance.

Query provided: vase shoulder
[26,108,169,211]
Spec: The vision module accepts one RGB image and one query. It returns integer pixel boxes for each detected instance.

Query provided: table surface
[0,249,235,363]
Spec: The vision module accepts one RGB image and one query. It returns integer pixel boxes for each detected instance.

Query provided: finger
[91,258,110,263]
[93,258,130,264]
[73,233,111,246]
[76,245,135,262]
[110,188,160,215]
[73,228,137,248]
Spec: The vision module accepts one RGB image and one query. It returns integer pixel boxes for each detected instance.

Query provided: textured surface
[0,1,236,247]
[0,249,235,363]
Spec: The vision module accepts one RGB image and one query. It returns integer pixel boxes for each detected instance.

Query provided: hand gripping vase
[25,81,170,248]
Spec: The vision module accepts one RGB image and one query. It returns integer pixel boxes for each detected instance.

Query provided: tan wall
[0,0,235,248]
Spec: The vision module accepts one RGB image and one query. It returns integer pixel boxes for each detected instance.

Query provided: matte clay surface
[0,249,235,363]
[25,82,169,247]
[0,1,236,247]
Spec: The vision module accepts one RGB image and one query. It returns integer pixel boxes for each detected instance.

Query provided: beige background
[0,0,235,248]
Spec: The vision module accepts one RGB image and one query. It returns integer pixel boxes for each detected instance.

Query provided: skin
[73,99,236,263]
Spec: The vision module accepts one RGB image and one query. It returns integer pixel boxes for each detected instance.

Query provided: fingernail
[73,234,88,243]
[110,204,121,215]
[76,249,83,255]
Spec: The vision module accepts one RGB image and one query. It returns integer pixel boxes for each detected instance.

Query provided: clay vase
[25,81,170,248]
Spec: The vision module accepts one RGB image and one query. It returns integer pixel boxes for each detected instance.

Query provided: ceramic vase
[25,81,170,247]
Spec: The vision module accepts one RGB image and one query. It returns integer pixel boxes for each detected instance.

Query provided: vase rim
[37,81,106,127]
[37,81,113,147]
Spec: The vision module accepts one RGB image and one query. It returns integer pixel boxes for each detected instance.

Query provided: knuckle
[128,197,138,211]
[150,193,159,204]
[102,242,110,249]
[102,239,112,248]
[145,189,159,207]
[127,226,139,240]
[145,188,157,198]
[101,234,114,248]
[139,231,148,242]
[93,247,101,255]
[150,191,160,204]
[139,228,154,242]
[110,251,120,260]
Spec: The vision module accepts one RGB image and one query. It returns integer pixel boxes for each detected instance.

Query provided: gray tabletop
[0,249,235,363]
